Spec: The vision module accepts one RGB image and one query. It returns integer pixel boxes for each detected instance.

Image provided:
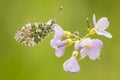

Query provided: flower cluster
[50,14,112,74]
[15,14,112,74]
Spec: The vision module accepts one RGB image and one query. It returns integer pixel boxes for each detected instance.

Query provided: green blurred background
[0,0,120,80]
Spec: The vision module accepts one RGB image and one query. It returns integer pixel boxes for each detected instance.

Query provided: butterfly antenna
[53,6,63,18]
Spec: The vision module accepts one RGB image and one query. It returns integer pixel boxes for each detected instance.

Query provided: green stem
[84,32,91,38]
[77,54,88,61]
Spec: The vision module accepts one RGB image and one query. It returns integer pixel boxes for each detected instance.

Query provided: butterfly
[15,18,56,46]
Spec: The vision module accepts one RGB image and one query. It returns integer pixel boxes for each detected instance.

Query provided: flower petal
[50,39,57,48]
[96,31,112,38]
[55,47,65,57]
[50,39,67,48]
[63,56,80,73]
[93,14,97,26]
[88,48,100,60]
[57,40,67,48]
[53,24,64,40]
[80,38,91,47]
[80,48,88,58]
[74,42,80,51]
[91,39,103,49]
[95,17,109,31]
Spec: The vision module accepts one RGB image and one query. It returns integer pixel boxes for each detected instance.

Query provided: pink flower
[80,38,103,60]
[50,40,67,57]
[63,56,80,74]
[50,24,66,57]
[93,14,112,38]
[52,24,64,40]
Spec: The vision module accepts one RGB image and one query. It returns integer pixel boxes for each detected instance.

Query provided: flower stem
[77,54,88,61]
[84,33,91,38]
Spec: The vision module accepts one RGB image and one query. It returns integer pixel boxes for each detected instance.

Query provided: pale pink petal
[80,38,102,60]
[88,48,100,60]
[50,40,66,48]
[74,43,80,51]
[50,39,57,48]
[63,56,80,73]
[53,24,64,40]
[80,38,91,47]
[93,14,97,26]
[97,31,112,38]
[55,47,65,57]
[95,17,109,31]
[51,40,66,57]
[80,48,88,58]
[91,39,103,49]
[57,40,67,48]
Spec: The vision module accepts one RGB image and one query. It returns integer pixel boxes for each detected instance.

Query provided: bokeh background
[0,0,120,80]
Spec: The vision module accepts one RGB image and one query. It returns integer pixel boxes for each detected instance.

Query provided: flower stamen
[64,31,71,37]
[90,29,96,35]
[72,51,79,58]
